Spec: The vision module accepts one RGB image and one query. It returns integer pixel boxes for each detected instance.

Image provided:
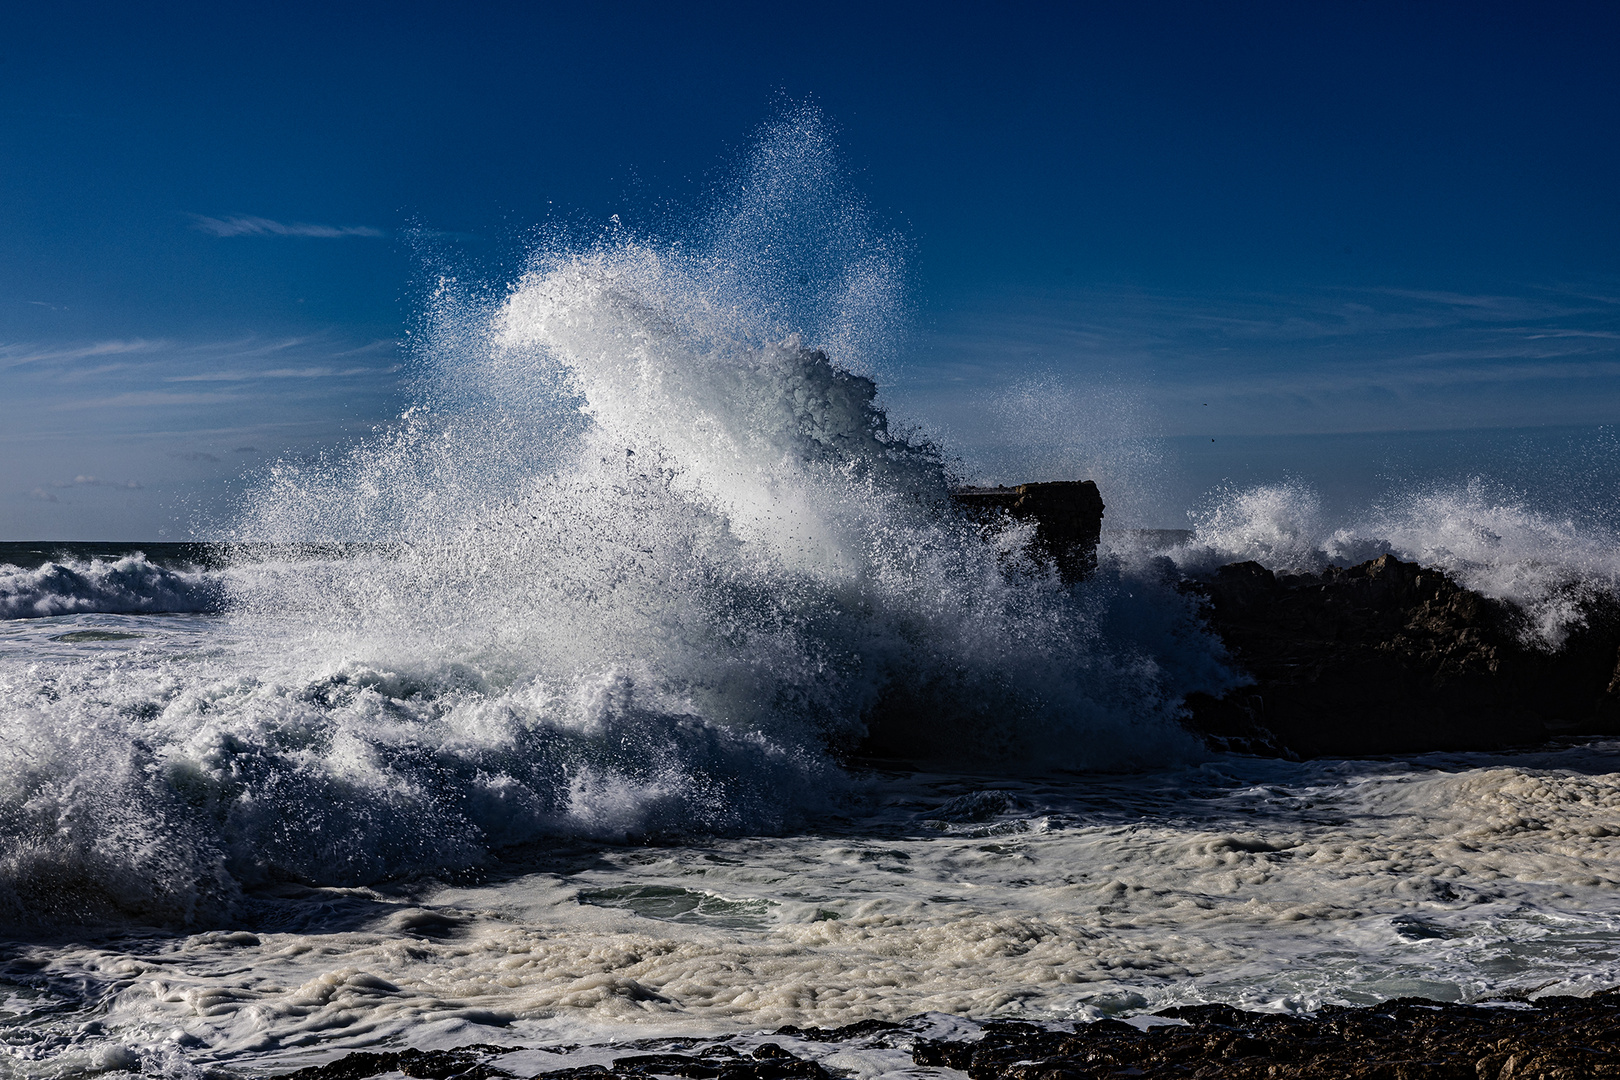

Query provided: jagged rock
[1183,554,1620,758]
[912,991,1620,1078]
[953,481,1106,583]
[274,1042,832,1080]
[773,1019,904,1042]
[273,1045,515,1080]
[271,994,1620,1080]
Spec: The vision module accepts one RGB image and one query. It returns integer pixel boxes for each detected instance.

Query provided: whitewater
[3,114,1620,1078]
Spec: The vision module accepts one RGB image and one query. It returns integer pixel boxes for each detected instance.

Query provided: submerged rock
[1183,553,1620,758]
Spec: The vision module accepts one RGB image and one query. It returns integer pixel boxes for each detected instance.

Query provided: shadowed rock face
[952,481,1106,583]
[1183,554,1620,759]
[945,480,1620,759]
[912,992,1620,1079]
[273,1040,837,1080]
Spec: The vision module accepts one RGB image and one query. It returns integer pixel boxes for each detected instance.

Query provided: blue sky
[4,1,1618,537]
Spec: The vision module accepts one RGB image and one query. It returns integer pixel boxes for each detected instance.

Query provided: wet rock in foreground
[271,994,1620,1080]
[273,1040,835,1080]
[271,1045,515,1080]
[914,992,1620,1078]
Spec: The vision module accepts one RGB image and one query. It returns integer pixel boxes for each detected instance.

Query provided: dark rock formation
[274,1045,516,1080]
[945,479,1619,758]
[274,995,1620,1080]
[541,1047,829,1080]
[1183,554,1620,758]
[274,1041,833,1080]
[953,481,1106,583]
[911,991,1620,1078]
[854,481,1104,761]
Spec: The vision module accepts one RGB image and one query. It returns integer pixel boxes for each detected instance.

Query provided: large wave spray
[0,112,1221,927]
[1164,476,1620,645]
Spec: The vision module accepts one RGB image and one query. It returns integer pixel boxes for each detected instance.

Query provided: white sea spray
[0,113,1220,934]
[1162,476,1620,646]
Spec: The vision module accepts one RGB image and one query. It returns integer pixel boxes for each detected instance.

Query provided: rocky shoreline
[953,477,1620,759]
[276,992,1620,1080]
[258,483,1620,1080]
[1182,553,1620,758]
[911,991,1620,1079]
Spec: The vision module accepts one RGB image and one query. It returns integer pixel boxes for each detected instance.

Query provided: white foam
[0,555,220,620]
[5,748,1618,1074]
[1162,477,1620,645]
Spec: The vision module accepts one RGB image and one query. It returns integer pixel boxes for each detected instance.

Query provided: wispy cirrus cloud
[4,333,405,451]
[0,338,165,371]
[165,365,387,382]
[3,334,400,380]
[189,214,385,239]
[903,280,1620,444]
[47,390,239,411]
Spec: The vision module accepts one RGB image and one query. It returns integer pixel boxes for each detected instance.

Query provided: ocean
[4,126,1620,1079]
[5,530,1620,1079]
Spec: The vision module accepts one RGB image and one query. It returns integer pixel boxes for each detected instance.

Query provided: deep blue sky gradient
[4,2,1618,536]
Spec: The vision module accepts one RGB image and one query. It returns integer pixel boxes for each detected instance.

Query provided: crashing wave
[0,112,1231,927]
[1160,478,1620,646]
[0,555,221,620]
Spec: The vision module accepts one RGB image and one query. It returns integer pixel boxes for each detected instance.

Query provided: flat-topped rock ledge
[952,481,1106,583]
[1183,553,1620,759]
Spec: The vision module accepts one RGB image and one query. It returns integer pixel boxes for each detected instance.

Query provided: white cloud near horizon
[3,332,406,459]
[897,281,1620,449]
[189,214,385,238]
[53,475,143,490]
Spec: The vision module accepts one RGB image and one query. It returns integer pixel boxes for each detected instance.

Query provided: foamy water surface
[3,614,1617,1077]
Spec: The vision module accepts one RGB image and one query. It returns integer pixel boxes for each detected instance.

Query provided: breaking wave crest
[0,555,221,620]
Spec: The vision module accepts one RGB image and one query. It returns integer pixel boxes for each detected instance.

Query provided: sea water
[3,113,1619,1078]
